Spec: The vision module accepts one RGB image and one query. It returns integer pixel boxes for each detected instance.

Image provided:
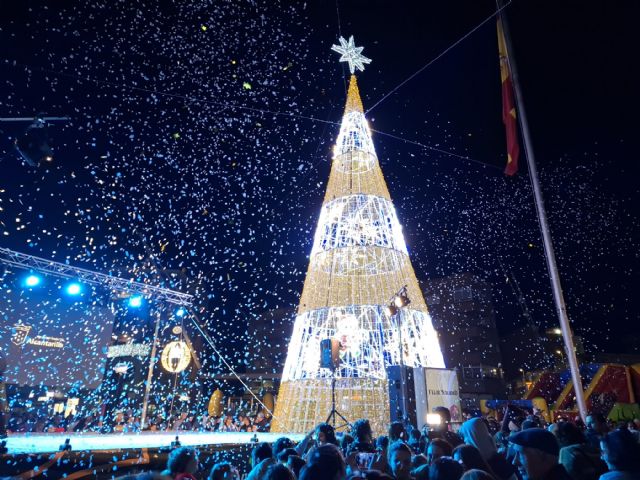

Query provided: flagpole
[497,5,588,421]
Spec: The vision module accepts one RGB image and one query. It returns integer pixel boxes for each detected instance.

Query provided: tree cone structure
[271,75,444,434]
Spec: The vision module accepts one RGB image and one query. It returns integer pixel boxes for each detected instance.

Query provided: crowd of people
[110,407,640,480]
[5,409,272,434]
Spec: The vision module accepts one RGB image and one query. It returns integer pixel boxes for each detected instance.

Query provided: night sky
[1,0,638,377]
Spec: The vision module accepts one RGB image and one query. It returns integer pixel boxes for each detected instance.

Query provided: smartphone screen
[357,452,375,469]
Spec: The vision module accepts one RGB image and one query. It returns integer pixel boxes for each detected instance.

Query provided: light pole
[140,307,163,429]
[386,286,411,424]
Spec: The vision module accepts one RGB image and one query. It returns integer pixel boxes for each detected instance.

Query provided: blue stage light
[24,274,42,287]
[128,295,143,308]
[65,282,82,295]
[175,307,187,317]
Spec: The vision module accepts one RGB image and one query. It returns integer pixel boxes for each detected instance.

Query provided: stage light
[128,295,143,308]
[175,307,187,317]
[24,274,42,287]
[393,292,410,308]
[65,282,82,295]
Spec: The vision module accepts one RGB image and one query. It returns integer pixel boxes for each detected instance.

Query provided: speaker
[387,365,417,426]
[320,338,341,370]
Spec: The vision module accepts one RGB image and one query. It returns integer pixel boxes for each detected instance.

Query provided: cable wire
[365,1,512,115]
[3,58,494,171]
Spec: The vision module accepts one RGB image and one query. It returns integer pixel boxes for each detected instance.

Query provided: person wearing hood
[459,418,517,480]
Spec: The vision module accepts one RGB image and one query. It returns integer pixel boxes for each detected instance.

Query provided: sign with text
[0,287,114,389]
[414,367,462,430]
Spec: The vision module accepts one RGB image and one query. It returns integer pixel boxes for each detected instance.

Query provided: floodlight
[394,291,411,308]
[65,282,82,295]
[24,274,42,287]
[128,295,143,308]
[175,307,187,317]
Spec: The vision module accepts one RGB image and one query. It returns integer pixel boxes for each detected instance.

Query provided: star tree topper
[331,35,372,74]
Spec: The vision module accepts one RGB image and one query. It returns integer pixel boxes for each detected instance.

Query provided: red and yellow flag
[497,18,519,176]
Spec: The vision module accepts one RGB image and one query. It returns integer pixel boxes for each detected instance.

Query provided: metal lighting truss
[272,75,444,434]
[0,246,193,306]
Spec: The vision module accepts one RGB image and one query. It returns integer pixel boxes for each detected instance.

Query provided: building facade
[423,273,506,411]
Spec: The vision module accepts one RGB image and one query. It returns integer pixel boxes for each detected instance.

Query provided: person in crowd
[486,417,501,436]
[411,454,428,471]
[460,470,494,480]
[452,444,495,477]
[287,455,306,478]
[197,413,209,431]
[429,457,465,480]
[209,461,240,480]
[272,437,295,459]
[427,439,453,465]
[458,418,516,480]
[599,428,640,480]
[297,422,340,458]
[495,406,525,451]
[162,446,199,480]
[317,423,339,446]
[263,463,296,480]
[387,441,413,480]
[171,413,186,431]
[413,463,430,480]
[408,429,423,454]
[124,415,141,433]
[510,428,571,480]
[553,421,606,480]
[33,415,47,433]
[246,442,275,480]
[428,407,464,448]
[390,422,408,442]
[586,413,610,450]
[348,419,376,454]
[341,433,355,455]
[239,415,252,432]
[300,444,347,480]
[219,414,239,432]
[254,412,270,432]
[208,416,221,431]
[377,436,390,454]
[277,448,298,464]
[627,420,640,442]
[47,414,66,433]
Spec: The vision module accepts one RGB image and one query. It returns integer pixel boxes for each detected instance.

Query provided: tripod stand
[325,367,350,429]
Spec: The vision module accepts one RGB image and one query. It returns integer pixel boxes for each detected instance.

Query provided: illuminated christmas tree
[272,36,444,434]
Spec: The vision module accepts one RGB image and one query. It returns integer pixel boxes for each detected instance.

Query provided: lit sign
[106,343,151,358]
[160,341,191,373]
[11,324,64,349]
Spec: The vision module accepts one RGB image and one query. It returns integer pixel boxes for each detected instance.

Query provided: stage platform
[5,430,306,454]
[1,431,306,479]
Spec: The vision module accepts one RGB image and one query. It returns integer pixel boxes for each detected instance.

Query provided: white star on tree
[331,35,372,74]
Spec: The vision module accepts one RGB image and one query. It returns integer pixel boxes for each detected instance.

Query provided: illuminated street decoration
[331,35,372,74]
[106,343,151,358]
[160,341,191,373]
[272,38,444,434]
